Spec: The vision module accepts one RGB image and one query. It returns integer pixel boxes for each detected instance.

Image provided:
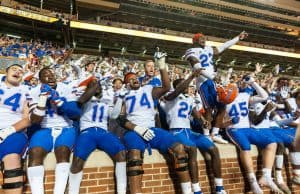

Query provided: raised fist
[239,31,248,40]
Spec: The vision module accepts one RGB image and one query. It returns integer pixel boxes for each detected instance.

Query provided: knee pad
[127,159,144,176]
[170,143,189,172]
[127,151,144,177]
[2,168,24,189]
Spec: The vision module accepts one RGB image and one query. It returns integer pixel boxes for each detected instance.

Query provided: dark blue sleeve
[151,78,162,87]
[57,101,81,119]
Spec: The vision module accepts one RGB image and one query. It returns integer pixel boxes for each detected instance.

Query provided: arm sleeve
[250,82,269,104]
[108,98,123,119]
[57,101,82,119]
[217,36,239,54]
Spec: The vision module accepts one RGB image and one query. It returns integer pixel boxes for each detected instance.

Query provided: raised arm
[249,102,276,125]
[152,52,171,99]
[213,31,248,55]
[244,76,269,105]
[77,80,99,107]
[164,69,202,101]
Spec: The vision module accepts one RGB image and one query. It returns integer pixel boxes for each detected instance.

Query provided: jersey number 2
[178,102,192,118]
[199,53,212,67]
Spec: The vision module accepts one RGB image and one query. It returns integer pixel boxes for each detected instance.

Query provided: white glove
[154,52,168,70]
[280,86,289,99]
[0,126,16,142]
[118,88,129,99]
[134,126,155,141]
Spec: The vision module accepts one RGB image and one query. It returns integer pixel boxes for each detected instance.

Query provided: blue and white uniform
[74,92,125,160]
[123,85,178,153]
[251,103,295,147]
[162,94,214,151]
[138,76,161,87]
[29,83,77,152]
[0,81,31,160]
[185,47,218,109]
[225,93,276,151]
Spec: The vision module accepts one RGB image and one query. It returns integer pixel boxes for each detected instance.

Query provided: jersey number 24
[178,101,192,118]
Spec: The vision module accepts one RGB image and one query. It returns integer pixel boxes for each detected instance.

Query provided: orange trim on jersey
[199,108,205,114]
[78,76,96,87]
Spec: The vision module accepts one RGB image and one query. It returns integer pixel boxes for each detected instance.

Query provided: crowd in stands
[0,0,295,52]
[0,34,299,90]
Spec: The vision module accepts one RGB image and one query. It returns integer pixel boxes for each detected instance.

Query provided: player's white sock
[275,155,284,184]
[275,155,283,169]
[248,173,262,194]
[192,182,201,192]
[260,168,281,192]
[262,168,272,179]
[247,172,257,181]
[212,127,220,135]
[215,178,223,186]
[115,162,127,194]
[290,152,300,175]
[27,165,45,194]
[290,152,300,165]
[68,171,83,194]
[54,162,70,194]
[181,182,192,194]
[203,128,210,136]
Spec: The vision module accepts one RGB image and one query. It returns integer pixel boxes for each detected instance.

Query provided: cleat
[292,174,300,185]
[212,134,228,144]
[216,186,227,194]
[259,176,283,193]
[276,182,291,194]
[249,178,263,194]
[204,135,212,141]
